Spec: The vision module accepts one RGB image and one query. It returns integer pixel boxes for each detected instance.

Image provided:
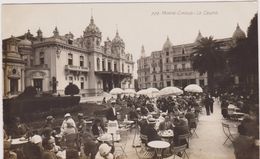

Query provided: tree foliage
[230,13,258,76]
[18,86,37,98]
[191,36,225,92]
[64,83,80,96]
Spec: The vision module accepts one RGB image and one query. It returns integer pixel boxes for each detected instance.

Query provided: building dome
[163,36,172,50]
[18,37,32,46]
[112,30,125,47]
[232,23,246,40]
[195,30,203,42]
[85,16,101,34]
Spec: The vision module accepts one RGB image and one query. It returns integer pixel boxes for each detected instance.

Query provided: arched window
[96,58,100,71]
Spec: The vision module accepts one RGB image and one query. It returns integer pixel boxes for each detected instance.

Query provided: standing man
[106,100,117,121]
[209,95,214,114]
[204,94,211,116]
[77,113,87,135]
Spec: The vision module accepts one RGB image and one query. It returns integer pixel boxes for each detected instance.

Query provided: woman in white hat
[95,143,114,159]
[60,113,76,135]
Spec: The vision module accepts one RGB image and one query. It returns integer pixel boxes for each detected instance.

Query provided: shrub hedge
[3,96,80,122]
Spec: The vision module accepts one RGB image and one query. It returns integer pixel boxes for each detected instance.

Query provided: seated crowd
[4,91,258,159]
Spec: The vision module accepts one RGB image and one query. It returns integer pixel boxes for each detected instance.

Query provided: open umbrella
[123,89,136,94]
[158,86,183,96]
[136,89,147,95]
[109,88,124,95]
[146,88,159,97]
[146,88,159,94]
[184,84,203,93]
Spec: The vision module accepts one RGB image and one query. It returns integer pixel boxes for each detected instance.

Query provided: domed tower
[3,36,25,96]
[162,36,173,52]
[141,45,145,58]
[83,16,102,49]
[111,29,125,55]
[18,33,33,67]
[36,28,43,41]
[195,30,203,43]
[53,26,60,38]
[104,37,112,54]
[232,23,246,43]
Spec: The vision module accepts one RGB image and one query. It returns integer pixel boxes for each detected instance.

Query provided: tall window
[153,75,156,81]
[128,65,130,73]
[182,56,186,61]
[114,63,117,72]
[89,62,91,69]
[161,74,163,80]
[80,56,84,67]
[166,58,169,63]
[174,65,177,70]
[122,64,124,73]
[182,63,185,69]
[102,59,105,71]
[96,58,100,71]
[68,53,73,65]
[80,77,84,89]
[199,79,204,86]
[108,62,111,71]
[166,51,169,56]
[40,52,44,65]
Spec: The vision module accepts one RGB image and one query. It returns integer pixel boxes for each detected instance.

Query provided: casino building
[137,24,246,90]
[2,16,134,97]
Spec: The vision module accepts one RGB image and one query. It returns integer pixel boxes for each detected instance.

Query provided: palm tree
[191,36,225,93]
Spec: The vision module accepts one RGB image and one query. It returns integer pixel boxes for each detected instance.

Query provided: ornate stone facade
[137,24,246,90]
[2,16,134,97]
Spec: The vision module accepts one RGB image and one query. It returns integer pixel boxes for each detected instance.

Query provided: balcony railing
[65,65,89,72]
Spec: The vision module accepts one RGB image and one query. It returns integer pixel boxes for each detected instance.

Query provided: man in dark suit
[144,118,161,142]
[106,100,117,121]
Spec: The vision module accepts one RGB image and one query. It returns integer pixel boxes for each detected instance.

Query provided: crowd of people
[3,90,259,159]
[219,92,259,159]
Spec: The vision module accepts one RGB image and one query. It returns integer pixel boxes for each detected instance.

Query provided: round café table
[148,140,170,159]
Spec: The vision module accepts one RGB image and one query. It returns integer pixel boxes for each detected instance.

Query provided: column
[21,69,25,91]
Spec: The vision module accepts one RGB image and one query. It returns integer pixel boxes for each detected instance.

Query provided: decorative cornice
[33,41,87,53]
[3,58,26,64]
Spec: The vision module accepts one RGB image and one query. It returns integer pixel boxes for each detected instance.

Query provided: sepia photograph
[1,1,259,159]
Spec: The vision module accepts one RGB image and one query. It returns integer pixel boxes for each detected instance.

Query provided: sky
[1,2,258,78]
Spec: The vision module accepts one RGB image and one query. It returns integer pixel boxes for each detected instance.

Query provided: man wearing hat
[144,118,161,142]
[77,113,87,135]
[106,100,117,121]
[10,117,29,138]
[43,116,55,129]
[60,113,76,135]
